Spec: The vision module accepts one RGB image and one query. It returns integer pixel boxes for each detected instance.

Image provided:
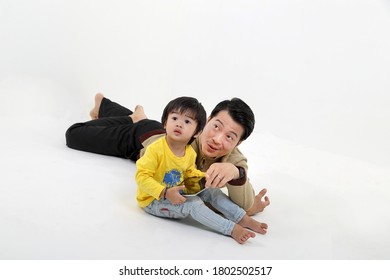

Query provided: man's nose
[212,133,222,144]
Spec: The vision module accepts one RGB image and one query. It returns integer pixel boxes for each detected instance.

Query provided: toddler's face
[165,111,198,143]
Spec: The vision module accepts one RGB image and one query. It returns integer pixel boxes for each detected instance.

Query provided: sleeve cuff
[228,166,246,186]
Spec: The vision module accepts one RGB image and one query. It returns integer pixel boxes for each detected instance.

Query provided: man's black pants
[65,97,164,161]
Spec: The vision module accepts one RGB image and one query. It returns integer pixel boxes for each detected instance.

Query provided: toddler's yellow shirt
[135,137,205,208]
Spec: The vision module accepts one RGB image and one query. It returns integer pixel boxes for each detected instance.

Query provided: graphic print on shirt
[163,169,182,188]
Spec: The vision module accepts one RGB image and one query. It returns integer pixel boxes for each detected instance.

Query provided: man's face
[199,110,244,158]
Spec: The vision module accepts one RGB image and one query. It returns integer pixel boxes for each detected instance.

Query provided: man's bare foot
[90,93,104,119]
[238,214,268,234]
[246,188,270,216]
[130,105,148,123]
[231,224,256,244]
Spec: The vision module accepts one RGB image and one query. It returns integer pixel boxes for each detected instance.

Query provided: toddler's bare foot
[231,224,256,244]
[246,188,270,216]
[130,105,147,123]
[239,214,268,234]
[90,93,104,119]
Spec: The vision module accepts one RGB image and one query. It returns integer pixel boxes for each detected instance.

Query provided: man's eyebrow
[215,119,238,138]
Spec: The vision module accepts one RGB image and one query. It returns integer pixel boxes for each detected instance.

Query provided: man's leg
[66,92,163,159]
[99,96,133,117]
[66,116,164,160]
[90,93,148,122]
[65,116,135,158]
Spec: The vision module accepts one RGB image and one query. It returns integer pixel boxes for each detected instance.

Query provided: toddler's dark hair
[161,97,207,141]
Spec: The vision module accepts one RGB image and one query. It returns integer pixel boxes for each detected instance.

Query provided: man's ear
[236,140,242,147]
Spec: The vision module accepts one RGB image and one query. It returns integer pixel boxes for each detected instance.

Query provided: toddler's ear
[193,130,203,138]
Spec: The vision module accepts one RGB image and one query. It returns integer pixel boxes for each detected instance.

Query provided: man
[66,93,270,215]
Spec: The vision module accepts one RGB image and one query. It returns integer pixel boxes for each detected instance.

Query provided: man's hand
[205,163,240,188]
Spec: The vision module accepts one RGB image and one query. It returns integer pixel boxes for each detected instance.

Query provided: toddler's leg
[238,215,268,234]
[144,198,255,244]
[200,189,268,234]
[231,224,256,244]
[184,197,257,244]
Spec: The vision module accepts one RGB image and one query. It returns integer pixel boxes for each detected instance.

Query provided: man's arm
[206,147,255,211]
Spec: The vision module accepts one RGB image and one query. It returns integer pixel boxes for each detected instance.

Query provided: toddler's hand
[166,186,187,205]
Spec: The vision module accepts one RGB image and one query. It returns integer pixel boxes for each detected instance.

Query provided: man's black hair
[209,98,255,141]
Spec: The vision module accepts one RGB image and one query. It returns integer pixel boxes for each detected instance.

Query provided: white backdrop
[1,0,390,260]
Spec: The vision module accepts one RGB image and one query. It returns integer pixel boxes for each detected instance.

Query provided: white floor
[1,0,390,261]
[1,92,389,260]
